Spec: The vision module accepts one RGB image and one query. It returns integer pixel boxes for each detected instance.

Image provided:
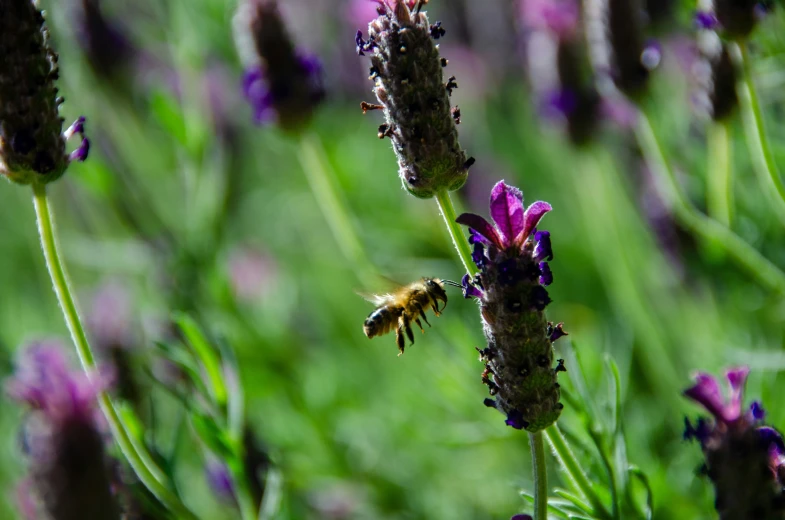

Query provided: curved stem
[298,133,376,285]
[732,41,785,222]
[707,120,733,227]
[635,111,785,294]
[545,424,611,519]
[435,189,478,276]
[529,432,548,520]
[32,183,199,520]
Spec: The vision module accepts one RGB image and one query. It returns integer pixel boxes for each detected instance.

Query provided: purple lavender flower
[511,515,534,520]
[205,460,236,503]
[684,367,785,519]
[234,0,325,133]
[457,181,564,432]
[0,1,89,185]
[356,0,472,198]
[73,0,134,79]
[7,341,119,520]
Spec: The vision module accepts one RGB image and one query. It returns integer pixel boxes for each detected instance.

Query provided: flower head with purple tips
[683,367,785,518]
[456,181,564,433]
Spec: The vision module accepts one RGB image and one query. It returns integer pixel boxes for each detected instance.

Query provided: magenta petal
[725,366,749,421]
[456,213,504,249]
[684,372,727,421]
[518,201,553,244]
[489,181,524,246]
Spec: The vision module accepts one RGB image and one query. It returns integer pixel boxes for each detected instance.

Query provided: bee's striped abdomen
[363,305,398,338]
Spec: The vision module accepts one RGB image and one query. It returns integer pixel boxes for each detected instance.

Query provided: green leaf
[175,314,228,409]
[190,410,233,460]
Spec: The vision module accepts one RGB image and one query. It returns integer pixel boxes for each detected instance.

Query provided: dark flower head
[683,367,785,519]
[356,0,471,198]
[7,341,119,520]
[74,0,134,80]
[456,181,563,432]
[693,30,737,122]
[0,1,89,185]
[511,515,534,520]
[235,0,325,133]
[713,0,767,37]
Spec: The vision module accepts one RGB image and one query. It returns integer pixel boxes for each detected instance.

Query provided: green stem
[706,120,733,227]
[229,462,258,520]
[529,432,548,520]
[32,183,199,520]
[298,133,376,285]
[545,424,611,519]
[435,189,478,276]
[635,111,785,294]
[733,41,785,222]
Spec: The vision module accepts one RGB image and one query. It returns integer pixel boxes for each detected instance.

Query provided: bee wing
[356,290,394,306]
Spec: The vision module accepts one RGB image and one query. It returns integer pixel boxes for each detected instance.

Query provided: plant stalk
[32,182,199,520]
[707,120,733,227]
[529,432,548,520]
[435,189,478,276]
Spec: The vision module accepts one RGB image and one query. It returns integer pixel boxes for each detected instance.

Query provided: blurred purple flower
[7,341,119,520]
[205,460,236,504]
[228,247,278,303]
[684,367,785,519]
[519,0,580,36]
[73,0,134,79]
[87,281,134,352]
[347,0,384,28]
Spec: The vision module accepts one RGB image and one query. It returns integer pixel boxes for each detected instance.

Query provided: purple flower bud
[683,367,785,519]
[235,0,325,133]
[457,181,563,432]
[511,515,534,520]
[0,2,89,185]
[357,0,471,198]
[7,341,119,520]
[533,230,553,262]
[461,273,484,299]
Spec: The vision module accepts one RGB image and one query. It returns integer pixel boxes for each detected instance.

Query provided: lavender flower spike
[457,181,563,432]
[683,367,785,519]
[7,341,119,520]
[357,0,472,198]
[234,0,325,133]
[0,1,90,185]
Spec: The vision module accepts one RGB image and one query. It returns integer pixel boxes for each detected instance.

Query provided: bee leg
[415,303,431,328]
[414,318,425,333]
[431,303,441,317]
[403,313,415,345]
[395,325,405,355]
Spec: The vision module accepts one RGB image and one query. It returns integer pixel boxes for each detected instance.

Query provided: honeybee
[362,277,460,355]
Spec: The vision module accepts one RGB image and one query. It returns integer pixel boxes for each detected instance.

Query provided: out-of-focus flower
[684,367,785,519]
[0,1,89,185]
[457,181,565,432]
[710,0,771,38]
[73,0,134,79]
[205,460,236,504]
[511,515,534,520]
[7,341,119,520]
[356,0,473,198]
[234,0,325,133]
[228,247,278,303]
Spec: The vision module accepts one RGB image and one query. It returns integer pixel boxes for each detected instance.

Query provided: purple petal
[69,138,90,162]
[456,213,504,249]
[550,323,567,342]
[205,461,236,503]
[750,401,766,421]
[683,417,712,444]
[694,11,719,29]
[489,181,524,247]
[725,366,749,421]
[684,372,727,422]
[468,228,490,246]
[519,201,553,245]
[538,262,553,286]
[530,286,552,310]
[471,242,488,270]
[533,230,553,262]
[511,516,534,520]
[461,274,484,299]
[504,409,528,430]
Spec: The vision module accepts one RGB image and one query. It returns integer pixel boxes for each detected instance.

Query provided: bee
[362,277,460,355]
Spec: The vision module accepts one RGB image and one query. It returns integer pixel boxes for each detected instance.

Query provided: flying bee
[362,277,461,355]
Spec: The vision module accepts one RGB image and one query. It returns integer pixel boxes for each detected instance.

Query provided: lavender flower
[356,0,472,198]
[693,30,737,121]
[0,0,89,185]
[684,367,785,519]
[205,460,237,504]
[73,0,134,79]
[234,0,325,133]
[522,0,600,145]
[457,181,564,432]
[7,341,119,520]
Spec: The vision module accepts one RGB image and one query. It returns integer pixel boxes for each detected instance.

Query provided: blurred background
[2,0,785,518]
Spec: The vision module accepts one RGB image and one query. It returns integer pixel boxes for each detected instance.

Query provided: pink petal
[725,366,749,422]
[518,201,553,245]
[684,372,727,421]
[456,213,504,250]
[489,181,524,247]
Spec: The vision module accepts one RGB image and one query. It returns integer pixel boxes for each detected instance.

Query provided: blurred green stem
[298,133,376,285]
[229,461,258,520]
[529,432,548,520]
[32,183,200,520]
[545,424,611,519]
[635,110,785,294]
[435,189,478,276]
[707,120,733,227]
[732,41,785,223]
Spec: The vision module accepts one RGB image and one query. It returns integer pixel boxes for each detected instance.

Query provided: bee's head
[425,278,448,303]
